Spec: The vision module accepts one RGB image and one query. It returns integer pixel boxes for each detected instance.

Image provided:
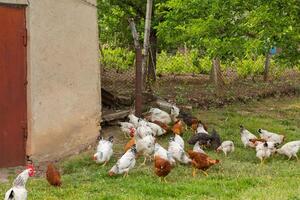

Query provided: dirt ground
[101,69,300,110]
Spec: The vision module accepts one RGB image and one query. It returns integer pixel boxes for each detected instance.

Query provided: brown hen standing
[187,150,219,177]
[172,120,184,135]
[154,156,172,183]
[46,163,62,187]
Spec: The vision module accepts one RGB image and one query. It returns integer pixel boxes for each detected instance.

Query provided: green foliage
[157,50,211,74]
[235,55,265,78]
[102,47,135,71]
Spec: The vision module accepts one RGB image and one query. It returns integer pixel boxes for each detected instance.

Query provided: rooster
[124,137,136,152]
[240,125,257,148]
[172,120,185,135]
[118,122,136,138]
[4,164,35,200]
[276,140,300,160]
[216,141,234,156]
[93,136,114,166]
[46,163,62,187]
[154,156,172,183]
[168,137,191,164]
[258,129,285,144]
[109,145,137,177]
[188,150,219,177]
[154,143,176,166]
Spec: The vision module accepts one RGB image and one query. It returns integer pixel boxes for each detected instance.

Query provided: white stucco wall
[0,0,28,5]
[25,0,101,161]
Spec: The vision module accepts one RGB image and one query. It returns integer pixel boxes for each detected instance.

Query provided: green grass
[1,97,300,200]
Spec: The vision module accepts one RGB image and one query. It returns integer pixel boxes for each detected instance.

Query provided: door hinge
[23,28,27,47]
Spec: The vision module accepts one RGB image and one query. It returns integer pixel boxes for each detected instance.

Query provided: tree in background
[242,0,300,81]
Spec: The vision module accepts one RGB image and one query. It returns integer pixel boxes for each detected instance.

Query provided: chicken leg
[102,161,107,167]
[201,170,208,176]
[123,171,129,178]
[192,167,197,177]
[140,157,147,167]
[163,177,168,183]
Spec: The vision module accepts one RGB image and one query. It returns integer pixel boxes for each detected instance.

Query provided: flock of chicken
[93,106,300,181]
[4,106,300,199]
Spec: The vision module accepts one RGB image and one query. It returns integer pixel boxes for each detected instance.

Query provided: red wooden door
[0,5,27,167]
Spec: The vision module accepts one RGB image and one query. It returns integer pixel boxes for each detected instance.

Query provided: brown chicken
[172,120,184,135]
[124,137,135,152]
[152,120,170,132]
[154,156,172,183]
[46,163,62,187]
[191,119,199,131]
[187,150,219,177]
[249,138,267,146]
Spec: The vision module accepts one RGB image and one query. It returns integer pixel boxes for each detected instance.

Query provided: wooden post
[142,0,153,86]
[129,19,142,117]
[264,53,271,81]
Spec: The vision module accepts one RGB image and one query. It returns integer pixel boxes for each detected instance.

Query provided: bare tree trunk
[210,57,224,87]
[142,0,153,86]
[148,28,157,81]
[264,53,271,81]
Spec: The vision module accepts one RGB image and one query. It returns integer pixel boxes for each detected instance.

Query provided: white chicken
[93,136,114,166]
[168,137,191,164]
[217,141,235,156]
[118,122,136,138]
[4,165,35,200]
[170,105,180,122]
[154,143,176,165]
[240,125,257,148]
[128,114,139,128]
[145,121,166,136]
[174,134,185,149]
[254,141,278,154]
[276,140,300,160]
[256,142,272,164]
[136,125,153,138]
[193,141,206,154]
[146,108,172,124]
[109,145,137,177]
[258,129,285,144]
[196,123,209,134]
[135,134,156,165]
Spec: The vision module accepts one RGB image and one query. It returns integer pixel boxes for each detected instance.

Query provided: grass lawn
[1,97,300,200]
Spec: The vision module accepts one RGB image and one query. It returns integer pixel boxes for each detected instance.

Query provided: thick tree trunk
[210,57,224,87]
[148,28,157,81]
[263,53,271,81]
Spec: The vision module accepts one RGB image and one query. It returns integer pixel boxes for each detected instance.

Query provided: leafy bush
[156,50,211,74]
[102,47,135,71]
[235,55,265,78]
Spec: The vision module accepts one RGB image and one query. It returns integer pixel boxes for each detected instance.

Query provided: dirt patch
[153,70,300,109]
